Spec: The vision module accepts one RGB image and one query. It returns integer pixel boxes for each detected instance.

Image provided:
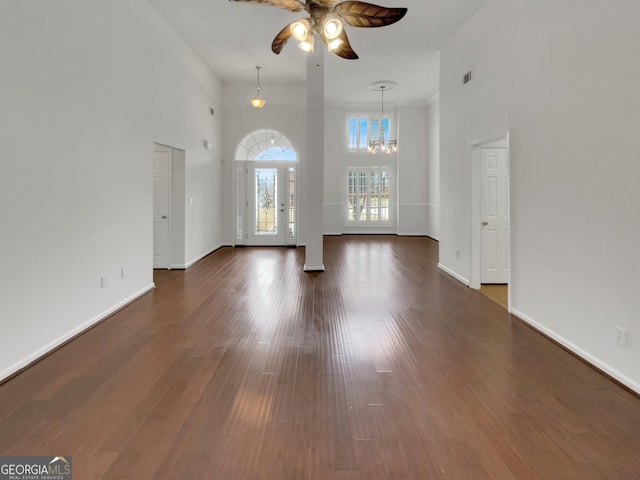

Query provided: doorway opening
[234,129,298,246]
[470,134,510,310]
[153,143,185,269]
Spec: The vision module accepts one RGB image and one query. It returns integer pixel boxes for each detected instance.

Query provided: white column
[303,46,325,272]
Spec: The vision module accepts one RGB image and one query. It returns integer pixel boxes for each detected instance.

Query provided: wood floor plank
[1,236,639,479]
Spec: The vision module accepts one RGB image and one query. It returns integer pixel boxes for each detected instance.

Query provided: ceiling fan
[229,0,407,60]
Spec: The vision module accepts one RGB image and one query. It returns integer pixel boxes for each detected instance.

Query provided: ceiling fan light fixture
[322,16,343,40]
[298,33,314,53]
[290,19,310,42]
[231,0,407,60]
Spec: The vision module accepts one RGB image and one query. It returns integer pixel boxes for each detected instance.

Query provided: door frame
[235,160,297,247]
[469,133,511,308]
[153,143,186,269]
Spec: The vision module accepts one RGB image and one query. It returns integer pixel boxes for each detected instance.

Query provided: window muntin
[346,167,390,224]
[236,129,297,161]
[346,115,393,152]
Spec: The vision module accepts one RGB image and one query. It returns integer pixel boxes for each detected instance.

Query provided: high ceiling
[148,0,486,105]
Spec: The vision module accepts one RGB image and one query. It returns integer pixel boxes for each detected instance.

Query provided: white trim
[469,133,510,290]
[397,202,437,207]
[0,284,155,382]
[304,263,325,272]
[511,308,640,396]
[341,229,396,235]
[468,134,509,148]
[437,263,470,286]
[184,244,224,269]
[399,232,430,237]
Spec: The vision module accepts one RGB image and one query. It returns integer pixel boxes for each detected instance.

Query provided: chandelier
[250,66,266,109]
[368,81,397,154]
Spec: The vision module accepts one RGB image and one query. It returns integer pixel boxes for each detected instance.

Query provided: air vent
[463,70,472,85]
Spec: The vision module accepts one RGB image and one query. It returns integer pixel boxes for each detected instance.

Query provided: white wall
[324,104,436,236]
[0,0,223,380]
[397,105,429,236]
[439,0,640,392]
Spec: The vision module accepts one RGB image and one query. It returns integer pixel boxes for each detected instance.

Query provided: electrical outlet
[455,249,460,259]
[615,326,627,348]
[101,276,108,288]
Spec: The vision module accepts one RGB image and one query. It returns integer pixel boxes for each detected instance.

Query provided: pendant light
[250,66,266,109]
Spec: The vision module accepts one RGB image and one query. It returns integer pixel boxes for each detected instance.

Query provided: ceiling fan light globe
[298,34,314,53]
[327,38,344,52]
[322,16,343,40]
[290,19,310,42]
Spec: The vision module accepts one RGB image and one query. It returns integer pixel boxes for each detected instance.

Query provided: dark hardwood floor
[1,236,639,479]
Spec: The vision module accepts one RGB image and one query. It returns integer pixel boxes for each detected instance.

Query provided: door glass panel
[255,168,278,235]
[380,170,389,221]
[359,171,367,220]
[288,167,295,240]
[370,171,379,221]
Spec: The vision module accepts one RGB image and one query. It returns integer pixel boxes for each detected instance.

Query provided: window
[346,166,390,224]
[347,114,392,152]
[236,129,297,162]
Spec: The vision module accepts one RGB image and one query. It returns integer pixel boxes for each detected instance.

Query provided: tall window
[346,166,390,224]
[347,115,392,152]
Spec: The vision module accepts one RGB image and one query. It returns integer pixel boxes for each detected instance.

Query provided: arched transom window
[235,129,297,161]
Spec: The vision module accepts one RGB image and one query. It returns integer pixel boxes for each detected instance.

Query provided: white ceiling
[148,0,486,105]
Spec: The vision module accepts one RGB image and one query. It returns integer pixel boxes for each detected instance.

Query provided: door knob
[482,221,488,226]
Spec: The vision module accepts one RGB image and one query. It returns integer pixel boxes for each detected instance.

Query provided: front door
[480,147,509,283]
[246,163,295,246]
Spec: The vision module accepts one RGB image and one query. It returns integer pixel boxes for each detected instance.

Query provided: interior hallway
[0,236,638,479]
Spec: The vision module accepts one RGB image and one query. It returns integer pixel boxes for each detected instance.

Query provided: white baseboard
[184,244,224,269]
[0,283,155,383]
[303,264,325,272]
[437,263,469,286]
[511,308,640,396]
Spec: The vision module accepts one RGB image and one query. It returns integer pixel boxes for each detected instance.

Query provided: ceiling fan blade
[329,28,358,60]
[272,23,294,54]
[229,0,305,13]
[334,1,407,27]
[307,0,340,6]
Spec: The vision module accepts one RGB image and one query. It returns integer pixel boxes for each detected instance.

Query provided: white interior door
[245,162,295,246]
[153,146,171,268]
[480,147,509,283]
